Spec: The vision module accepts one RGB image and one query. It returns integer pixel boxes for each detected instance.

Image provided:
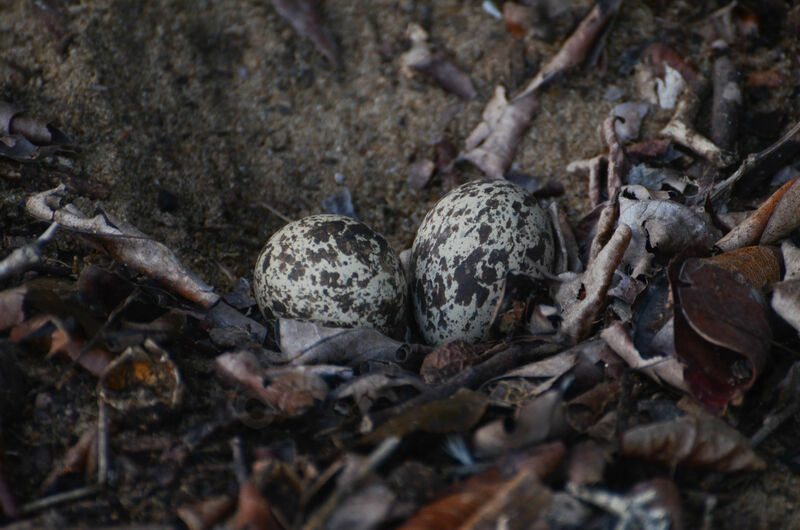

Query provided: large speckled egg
[411,180,554,345]
[254,214,407,338]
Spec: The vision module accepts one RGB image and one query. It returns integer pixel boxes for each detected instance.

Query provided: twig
[749,401,800,448]
[0,221,58,282]
[97,399,110,486]
[20,485,97,515]
[711,119,800,202]
[366,337,564,429]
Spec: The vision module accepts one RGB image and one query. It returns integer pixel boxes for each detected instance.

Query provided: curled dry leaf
[215,350,328,418]
[278,318,425,367]
[782,239,800,280]
[10,313,113,377]
[98,338,182,414]
[333,372,427,413]
[671,257,771,410]
[612,102,649,143]
[26,185,220,308]
[716,176,800,251]
[270,0,339,67]
[0,101,75,162]
[557,223,631,342]
[0,222,58,283]
[622,415,766,472]
[619,198,720,277]
[601,321,687,392]
[400,24,476,101]
[473,385,568,458]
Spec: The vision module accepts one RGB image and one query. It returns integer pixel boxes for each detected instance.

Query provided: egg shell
[411,179,554,345]
[254,214,407,338]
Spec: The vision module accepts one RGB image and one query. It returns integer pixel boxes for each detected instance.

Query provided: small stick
[97,399,110,486]
[711,119,800,202]
[20,486,96,515]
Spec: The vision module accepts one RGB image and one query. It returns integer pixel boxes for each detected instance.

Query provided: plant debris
[4,1,800,528]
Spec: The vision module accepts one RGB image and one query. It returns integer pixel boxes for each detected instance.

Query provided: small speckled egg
[254,214,407,338]
[411,179,554,345]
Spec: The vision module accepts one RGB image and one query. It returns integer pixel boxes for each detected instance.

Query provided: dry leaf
[671,257,771,410]
[26,185,220,308]
[333,372,427,413]
[621,415,766,472]
[716,175,800,251]
[421,340,484,384]
[559,223,631,342]
[619,198,720,277]
[361,388,488,444]
[697,246,782,290]
[473,385,568,458]
[215,350,328,418]
[399,467,551,530]
[601,321,687,392]
[278,318,425,366]
[232,481,281,530]
[567,440,609,487]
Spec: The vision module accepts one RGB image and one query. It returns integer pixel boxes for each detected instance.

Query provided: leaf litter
[3,1,800,528]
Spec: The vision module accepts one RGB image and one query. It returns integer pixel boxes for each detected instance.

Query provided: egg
[254,214,407,338]
[411,179,554,345]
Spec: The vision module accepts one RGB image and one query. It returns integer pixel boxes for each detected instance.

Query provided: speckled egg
[411,179,554,345]
[254,214,407,338]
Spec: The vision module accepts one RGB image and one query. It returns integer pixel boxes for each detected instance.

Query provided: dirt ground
[3,0,800,527]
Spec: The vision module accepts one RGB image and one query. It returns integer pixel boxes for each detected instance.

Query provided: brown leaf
[399,467,551,530]
[698,246,782,290]
[215,350,328,418]
[716,175,800,251]
[270,0,339,67]
[361,388,488,445]
[420,340,484,384]
[672,257,771,410]
[473,386,568,458]
[621,415,765,472]
[232,481,281,530]
[10,314,113,376]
